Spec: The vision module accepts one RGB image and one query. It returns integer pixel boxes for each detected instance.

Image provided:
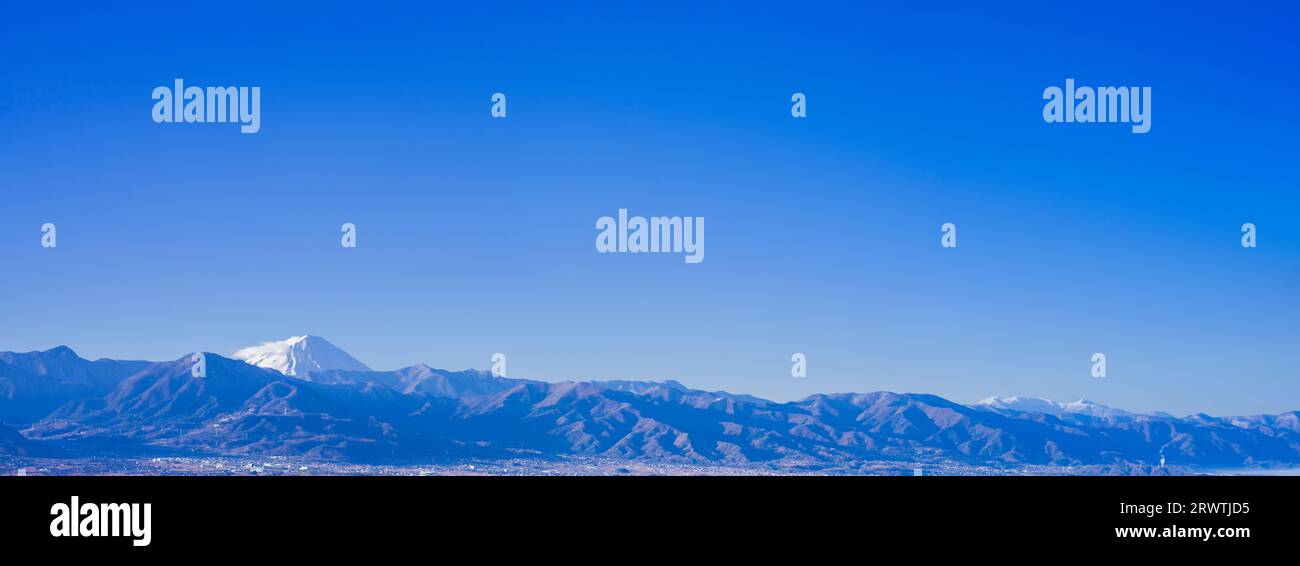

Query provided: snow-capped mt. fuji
[972,396,1134,418]
[231,335,371,376]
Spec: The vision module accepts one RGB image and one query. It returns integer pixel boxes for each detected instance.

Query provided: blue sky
[1,2,1297,416]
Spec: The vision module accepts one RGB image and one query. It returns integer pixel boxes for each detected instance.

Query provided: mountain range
[2,336,1298,472]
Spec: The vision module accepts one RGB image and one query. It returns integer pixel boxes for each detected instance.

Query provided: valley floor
[0,454,1196,476]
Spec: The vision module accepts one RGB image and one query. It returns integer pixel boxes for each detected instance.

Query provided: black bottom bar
[2,476,1286,556]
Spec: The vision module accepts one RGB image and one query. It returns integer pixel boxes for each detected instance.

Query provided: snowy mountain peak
[973,396,1133,418]
[231,335,371,376]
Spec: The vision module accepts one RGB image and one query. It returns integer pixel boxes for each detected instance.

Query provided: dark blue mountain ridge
[0,422,33,456]
[2,345,1298,469]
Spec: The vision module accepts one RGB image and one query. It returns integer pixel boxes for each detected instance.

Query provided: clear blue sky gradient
[1,2,1297,416]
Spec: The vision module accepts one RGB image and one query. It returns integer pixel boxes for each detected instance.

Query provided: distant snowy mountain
[973,396,1134,418]
[231,335,371,376]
